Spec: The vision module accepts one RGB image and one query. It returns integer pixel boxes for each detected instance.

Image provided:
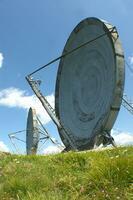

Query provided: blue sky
[0,0,133,153]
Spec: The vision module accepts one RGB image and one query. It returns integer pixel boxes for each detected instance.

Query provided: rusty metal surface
[55,17,125,150]
[26,107,40,155]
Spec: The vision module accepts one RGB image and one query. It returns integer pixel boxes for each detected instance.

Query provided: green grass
[0,146,133,200]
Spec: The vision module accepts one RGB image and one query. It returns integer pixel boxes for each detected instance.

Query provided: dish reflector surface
[55,17,125,150]
[26,107,39,154]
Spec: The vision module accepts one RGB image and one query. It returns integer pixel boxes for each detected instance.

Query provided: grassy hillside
[0,146,133,200]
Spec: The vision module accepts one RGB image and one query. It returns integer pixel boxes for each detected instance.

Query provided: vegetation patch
[0,146,133,200]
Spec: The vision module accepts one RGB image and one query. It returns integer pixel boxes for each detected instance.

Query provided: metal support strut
[122,94,133,115]
[36,115,64,150]
[26,75,77,151]
[95,131,116,148]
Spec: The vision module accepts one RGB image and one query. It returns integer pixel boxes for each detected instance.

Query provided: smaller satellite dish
[26,107,40,155]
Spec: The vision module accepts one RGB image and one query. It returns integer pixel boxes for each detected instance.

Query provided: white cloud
[0,87,54,124]
[129,55,133,65]
[0,141,9,152]
[0,53,4,68]
[43,145,63,155]
[112,129,133,146]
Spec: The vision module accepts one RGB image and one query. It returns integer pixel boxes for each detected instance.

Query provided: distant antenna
[26,107,64,155]
[26,17,125,151]
[9,107,63,155]
[26,107,40,155]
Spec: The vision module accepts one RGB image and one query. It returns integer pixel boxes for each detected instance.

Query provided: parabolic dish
[26,107,40,154]
[55,17,125,150]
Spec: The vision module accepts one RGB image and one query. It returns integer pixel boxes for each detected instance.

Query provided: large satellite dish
[55,17,125,150]
[26,107,40,155]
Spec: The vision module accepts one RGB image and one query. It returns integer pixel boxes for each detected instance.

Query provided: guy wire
[28,26,116,76]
